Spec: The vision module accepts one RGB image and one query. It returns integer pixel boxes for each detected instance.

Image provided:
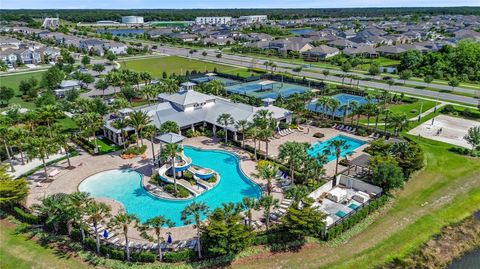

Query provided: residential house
[0,49,18,65]
[327,38,357,49]
[269,37,313,53]
[55,80,81,97]
[343,45,379,58]
[80,39,105,55]
[375,45,407,56]
[302,45,340,60]
[103,42,128,55]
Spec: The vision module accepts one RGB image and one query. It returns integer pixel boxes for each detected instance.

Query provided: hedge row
[13,207,39,224]
[325,195,389,240]
[163,248,196,263]
[72,135,96,155]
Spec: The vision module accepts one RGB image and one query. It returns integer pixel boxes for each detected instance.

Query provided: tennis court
[226,80,310,99]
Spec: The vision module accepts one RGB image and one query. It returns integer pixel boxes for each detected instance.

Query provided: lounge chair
[349,128,357,134]
[368,133,375,138]
[48,169,60,178]
[332,123,338,129]
[337,124,344,130]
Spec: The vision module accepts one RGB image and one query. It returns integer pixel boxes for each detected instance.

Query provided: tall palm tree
[258,195,279,230]
[258,128,274,159]
[181,202,209,258]
[38,105,62,139]
[216,113,234,144]
[363,103,375,128]
[109,213,140,261]
[235,120,249,148]
[129,111,152,147]
[383,109,392,134]
[162,143,181,192]
[0,125,15,172]
[246,125,260,160]
[69,192,92,243]
[340,104,349,124]
[253,163,278,195]
[278,142,307,183]
[112,117,130,150]
[11,127,28,165]
[327,139,350,177]
[374,107,383,132]
[328,98,341,120]
[139,216,174,261]
[242,197,258,227]
[86,200,111,254]
[56,133,73,168]
[141,125,157,161]
[349,101,358,125]
[140,71,152,85]
[26,136,58,180]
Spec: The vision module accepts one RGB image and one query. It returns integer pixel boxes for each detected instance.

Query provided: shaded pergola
[346,154,371,177]
[154,132,185,166]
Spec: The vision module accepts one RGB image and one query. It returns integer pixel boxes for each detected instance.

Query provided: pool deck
[25,136,285,242]
[245,125,372,177]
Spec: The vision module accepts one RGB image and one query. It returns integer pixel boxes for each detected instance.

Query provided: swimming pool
[307,135,367,162]
[307,93,376,117]
[78,146,262,226]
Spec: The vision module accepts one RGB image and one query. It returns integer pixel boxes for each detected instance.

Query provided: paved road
[158,46,479,106]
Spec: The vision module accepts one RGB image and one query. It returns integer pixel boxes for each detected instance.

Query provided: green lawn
[234,137,480,269]
[96,137,122,154]
[119,55,250,78]
[0,71,46,109]
[0,221,91,269]
[359,100,436,124]
[57,117,78,133]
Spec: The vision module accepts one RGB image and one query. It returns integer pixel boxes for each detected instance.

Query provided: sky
[1,0,480,9]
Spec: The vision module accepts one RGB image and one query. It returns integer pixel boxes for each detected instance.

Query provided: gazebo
[346,153,371,178]
[154,132,185,166]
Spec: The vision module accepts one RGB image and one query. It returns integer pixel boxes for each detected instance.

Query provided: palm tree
[0,125,15,172]
[112,118,130,150]
[246,125,260,160]
[340,104,349,124]
[161,78,179,94]
[349,101,358,125]
[278,142,307,183]
[159,121,179,134]
[85,112,104,153]
[69,192,92,243]
[242,197,258,227]
[142,125,157,161]
[363,103,375,128]
[140,71,152,85]
[181,202,209,258]
[129,111,152,147]
[38,105,62,139]
[392,114,409,136]
[162,143,181,192]
[216,113,234,144]
[383,109,392,134]
[235,120,249,148]
[253,163,277,195]
[327,139,349,177]
[258,128,274,159]
[31,193,71,234]
[258,195,279,230]
[141,84,159,103]
[208,79,225,96]
[85,200,111,254]
[56,133,73,168]
[26,136,58,180]
[284,184,310,205]
[11,127,28,165]
[139,216,174,261]
[109,213,140,261]
[328,98,341,120]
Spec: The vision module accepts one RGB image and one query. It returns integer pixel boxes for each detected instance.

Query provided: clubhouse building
[103,84,292,145]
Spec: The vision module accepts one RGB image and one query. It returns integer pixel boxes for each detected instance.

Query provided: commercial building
[238,15,268,24]
[121,16,144,24]
[195,17,232,25]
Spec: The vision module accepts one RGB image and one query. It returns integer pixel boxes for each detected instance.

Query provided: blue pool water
[307,93,376,117]
[290,29,315,35]
[78,146,262,226]
[307,135,367,162]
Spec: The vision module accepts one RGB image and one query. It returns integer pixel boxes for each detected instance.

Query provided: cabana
[347,153,371,178]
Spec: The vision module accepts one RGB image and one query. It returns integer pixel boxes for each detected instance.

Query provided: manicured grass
[0,71,46,109]
[0,220,91,269]
[388,99,436,115]
[57,117,78,133]
[119,55,248,78]
[96,137,122,154]
[233,137,480,269]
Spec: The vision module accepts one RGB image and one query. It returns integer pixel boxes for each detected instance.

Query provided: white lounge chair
[349,128,357,133]
[48,169,60,178]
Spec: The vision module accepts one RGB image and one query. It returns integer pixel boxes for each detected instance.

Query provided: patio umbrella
[167,234,173,244]
[103,230,109,239]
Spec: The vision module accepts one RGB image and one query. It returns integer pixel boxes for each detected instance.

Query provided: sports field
[119,55,252,78]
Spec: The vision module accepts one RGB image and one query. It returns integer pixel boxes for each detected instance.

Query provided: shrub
[313,132,325,139]
[356,128,368,137]
[122,145,147,155]
[131,251,156,263]
[13,206,39,224]
[163,249,195,263]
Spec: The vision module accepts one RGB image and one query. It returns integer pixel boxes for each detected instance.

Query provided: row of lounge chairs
[276,170,292,188]
[87,223,197,252]
[269,199,293,221]
[332,124,357,134]
[368,133,383,139]
[278,128,295,137]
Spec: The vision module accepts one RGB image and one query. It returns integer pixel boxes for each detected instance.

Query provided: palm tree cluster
[0,105,74,178]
